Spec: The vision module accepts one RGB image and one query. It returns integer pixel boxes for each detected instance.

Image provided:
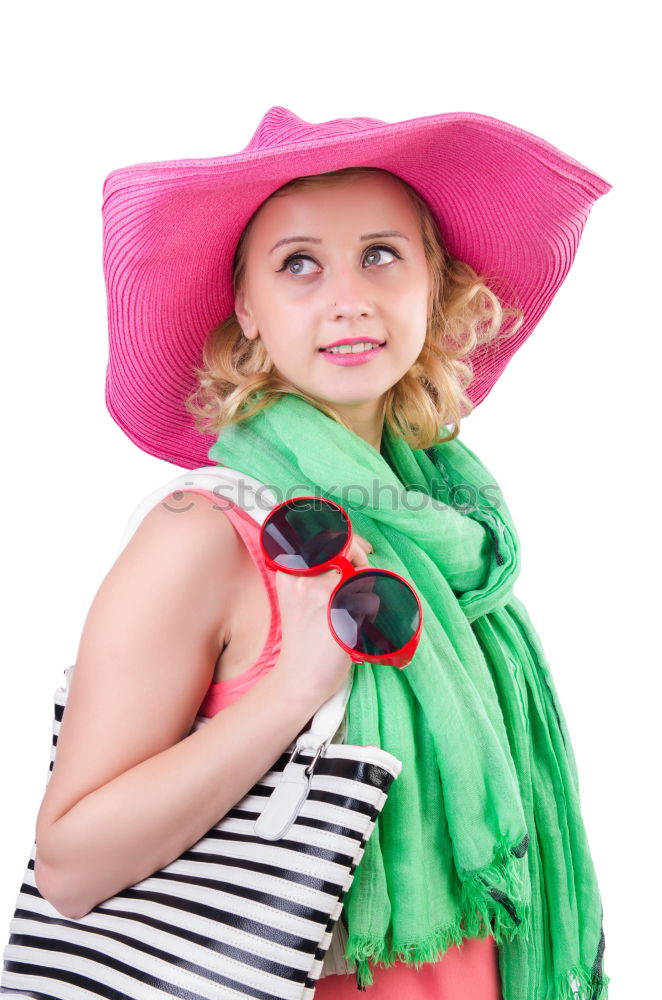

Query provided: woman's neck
[331,398,386,452]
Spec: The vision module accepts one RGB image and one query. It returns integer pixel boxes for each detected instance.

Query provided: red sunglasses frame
[259,495,423,669]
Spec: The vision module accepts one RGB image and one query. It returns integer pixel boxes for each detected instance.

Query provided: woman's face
[234,173,430,431]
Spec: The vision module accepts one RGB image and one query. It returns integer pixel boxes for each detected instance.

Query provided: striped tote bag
[0,466,403,1000]
[1,661,401,1000]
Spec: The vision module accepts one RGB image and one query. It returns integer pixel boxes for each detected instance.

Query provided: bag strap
[117,465,354,755]
[116,464,278,555]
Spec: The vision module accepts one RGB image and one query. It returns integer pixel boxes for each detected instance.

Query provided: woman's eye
[279,254,318,276]
[277,244,401,276]
[363,245,399,267]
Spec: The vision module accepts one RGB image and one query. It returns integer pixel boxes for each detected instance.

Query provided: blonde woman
[15,107,611,1000]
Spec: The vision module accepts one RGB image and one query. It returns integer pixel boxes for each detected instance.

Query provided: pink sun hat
[101,105,612,469]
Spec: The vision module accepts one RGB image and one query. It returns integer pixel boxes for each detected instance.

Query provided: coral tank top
[196,499,503,999]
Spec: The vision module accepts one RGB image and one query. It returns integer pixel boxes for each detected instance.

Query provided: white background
[1,2,659,997]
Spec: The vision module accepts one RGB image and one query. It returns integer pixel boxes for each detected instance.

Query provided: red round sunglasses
[260,496,422,669]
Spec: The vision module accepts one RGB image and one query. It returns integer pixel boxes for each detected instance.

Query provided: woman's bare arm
[33,493,319,920]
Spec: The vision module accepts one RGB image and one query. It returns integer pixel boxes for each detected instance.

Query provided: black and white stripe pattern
[1,669,401,999]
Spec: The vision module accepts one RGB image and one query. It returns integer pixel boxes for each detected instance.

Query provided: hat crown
[242,105,388,153]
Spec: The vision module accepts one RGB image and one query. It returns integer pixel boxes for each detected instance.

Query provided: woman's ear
[234,289,259,341]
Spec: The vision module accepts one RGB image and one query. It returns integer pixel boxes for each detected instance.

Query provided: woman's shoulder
[104,464,266,641]
[132,486,241,543]
[115,464,266,557]
[115,488,244,604]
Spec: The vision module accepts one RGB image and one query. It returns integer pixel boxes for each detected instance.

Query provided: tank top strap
[195,493,282,716]
[161,485,281,661]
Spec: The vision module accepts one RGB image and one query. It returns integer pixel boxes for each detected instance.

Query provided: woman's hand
[271,533,373,706]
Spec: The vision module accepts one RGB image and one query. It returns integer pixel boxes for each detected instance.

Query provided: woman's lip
[319,343,386,366]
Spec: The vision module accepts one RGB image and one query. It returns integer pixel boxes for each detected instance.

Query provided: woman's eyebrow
[269,230,410,254]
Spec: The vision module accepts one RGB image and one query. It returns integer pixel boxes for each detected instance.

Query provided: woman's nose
[327,267,375,318]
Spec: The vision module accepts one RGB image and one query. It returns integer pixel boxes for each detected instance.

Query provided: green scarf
[208,393,609,1000]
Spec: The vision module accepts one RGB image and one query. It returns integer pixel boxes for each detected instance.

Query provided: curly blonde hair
[185,166,523,449]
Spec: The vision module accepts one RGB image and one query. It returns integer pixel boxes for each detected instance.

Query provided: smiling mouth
[319,341,386,355]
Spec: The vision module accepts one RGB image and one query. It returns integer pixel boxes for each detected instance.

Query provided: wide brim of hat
[102,108,611,469]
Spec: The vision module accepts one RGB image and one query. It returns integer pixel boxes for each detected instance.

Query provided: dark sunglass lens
[263,498,349,569]
[329,571,420,656]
